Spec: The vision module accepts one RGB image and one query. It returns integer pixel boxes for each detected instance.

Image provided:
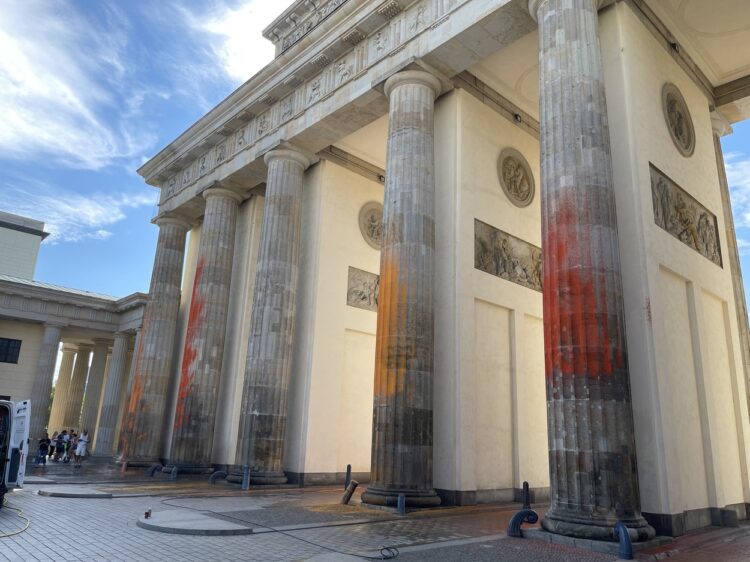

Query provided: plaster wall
[285,159,381,480]
[433,89,547,501]
[0,320,43,402]
[0,228,41,280]
[600,3,750,517]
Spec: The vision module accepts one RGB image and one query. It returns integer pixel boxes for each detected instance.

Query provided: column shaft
[79,339,110,440]
[48,345,76,432]
[233,148,311,484]
[62,345,92,430]
[119,218,188,464]
[95,333,131,455]
[28,323,63,440]
[533,0,653,540]
[712,125,750,403]
[168,188,241,470]
[361,70,442,508]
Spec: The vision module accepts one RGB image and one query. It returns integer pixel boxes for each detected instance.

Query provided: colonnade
[110,0,750,543]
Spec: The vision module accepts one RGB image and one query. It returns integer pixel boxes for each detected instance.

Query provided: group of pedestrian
[36,429,90,468]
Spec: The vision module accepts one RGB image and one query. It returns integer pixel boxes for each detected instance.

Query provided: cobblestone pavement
[3,470,750,561]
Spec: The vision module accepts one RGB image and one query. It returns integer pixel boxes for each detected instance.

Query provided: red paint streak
[543,192,623,378]
[174,257,205,430]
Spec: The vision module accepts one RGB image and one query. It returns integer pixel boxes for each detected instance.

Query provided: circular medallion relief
[497,148,535,207]
[359,201,384,250]
[662,83,695,157]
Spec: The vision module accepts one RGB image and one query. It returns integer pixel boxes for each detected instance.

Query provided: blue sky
[0,0,292,296]
[1,1,750,299]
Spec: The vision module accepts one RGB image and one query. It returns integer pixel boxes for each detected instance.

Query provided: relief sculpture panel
[474,219,542,292]
[650,164,722,266]
[347,267,379,312]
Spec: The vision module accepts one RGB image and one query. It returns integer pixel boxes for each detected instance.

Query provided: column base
[226,469,288,485]
[118,456,163,468]
[541,509,656,542]
[162,463,214,475]
[361,485,442,508]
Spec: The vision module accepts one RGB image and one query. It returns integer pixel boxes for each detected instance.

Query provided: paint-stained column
[233,147,312,484]
[95,332,131,455]
[119,217,189,464]
[28,322,64,440]
[48,344,77,432]
[62,344,92,430]
[530,0,654,540]
[361,70,442,508]
[167,187,242,471]
[79,339,111,441]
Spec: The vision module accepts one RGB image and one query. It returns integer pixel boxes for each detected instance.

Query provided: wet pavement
[3,462,750,560]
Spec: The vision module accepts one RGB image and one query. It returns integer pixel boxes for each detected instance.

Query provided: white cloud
[0,1,159,170]
[725,152,750,228]
[1,180,158,243]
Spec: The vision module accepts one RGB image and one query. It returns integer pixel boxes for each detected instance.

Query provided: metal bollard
[614,521,634,560]
[397,493,406,516]
[241,465,250,491]
[341,480,359,505]
[344,464,352,490]
[522,481,531,509]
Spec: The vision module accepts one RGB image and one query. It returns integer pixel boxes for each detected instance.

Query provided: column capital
[711,110,733,137]
[154,215,191,230]
[202,186,244,204]
[384,70,442,100]
[263,147,313,170]
[528,0,606,21]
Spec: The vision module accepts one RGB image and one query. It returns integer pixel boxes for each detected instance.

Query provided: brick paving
[2,468,750,561]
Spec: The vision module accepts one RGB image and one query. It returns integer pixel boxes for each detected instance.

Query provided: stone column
[361,70,442,508]
[167,187,242,471]
[48,344,76,432]
[79,338,110,440]
[118,218,189,464]
[95,332,131,455]
[233,147,312,484]
[712,112,750,397]
[530,0,654,541]
[28,322,64,440]
[62,344,92,430]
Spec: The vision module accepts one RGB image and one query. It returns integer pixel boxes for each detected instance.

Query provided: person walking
[74,430,90,468]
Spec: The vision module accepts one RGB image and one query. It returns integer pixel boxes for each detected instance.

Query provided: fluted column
[79,339,110,440]
[48,344,77,432]
[95,332,131,455]
[530,0,654,541]
[361,70,442,508]
[28,322,64,440]
[167,187,242,471]
[119,217,189,464]
[232,147,312,484]
[62,344,92,430]
[712,112,750,401]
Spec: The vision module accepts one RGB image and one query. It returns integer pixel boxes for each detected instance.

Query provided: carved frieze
[159,0,461,203]
[650,165,722,266]
[662,83,695,157]
[474,219,542,292]
[347,267,379,312]
[497,148,534,207]
[359,202,384,250]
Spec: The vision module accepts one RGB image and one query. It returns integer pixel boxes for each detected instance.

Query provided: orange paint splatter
[174,257,205,430]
